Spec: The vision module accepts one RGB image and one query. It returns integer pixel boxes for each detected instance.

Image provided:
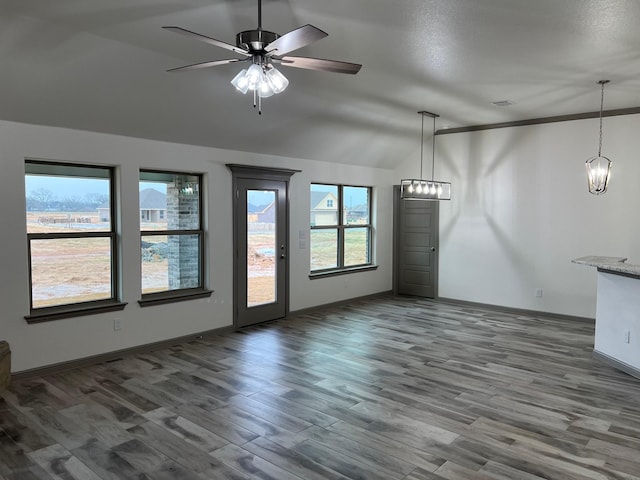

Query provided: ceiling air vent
[492,100,514,107]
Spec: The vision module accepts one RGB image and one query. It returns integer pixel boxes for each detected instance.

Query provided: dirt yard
[27,213,277,308]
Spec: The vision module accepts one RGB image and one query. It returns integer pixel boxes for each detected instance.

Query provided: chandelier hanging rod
[418,111,439,182]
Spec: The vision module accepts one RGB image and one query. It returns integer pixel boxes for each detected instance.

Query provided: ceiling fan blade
[163,26,250,56]
[278,56,362,74]
[264,24,328,55]
[167,58,246,73]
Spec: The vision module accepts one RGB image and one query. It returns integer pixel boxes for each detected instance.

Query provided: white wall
[594,271,640,370]
[396,114,640,318]
[1,120,394,372]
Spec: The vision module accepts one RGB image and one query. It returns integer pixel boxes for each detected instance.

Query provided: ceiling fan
[164,0,362,114]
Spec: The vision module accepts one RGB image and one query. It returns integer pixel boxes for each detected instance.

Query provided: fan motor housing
[236,29,279,52]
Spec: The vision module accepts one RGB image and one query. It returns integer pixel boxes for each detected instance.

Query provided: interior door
[394,185,439,298]
[229,165,297,328]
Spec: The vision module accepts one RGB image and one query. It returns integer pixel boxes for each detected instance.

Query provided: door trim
[227,164,299,328]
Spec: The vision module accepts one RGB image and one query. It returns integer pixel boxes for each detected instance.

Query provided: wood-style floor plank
[2,295,640,479]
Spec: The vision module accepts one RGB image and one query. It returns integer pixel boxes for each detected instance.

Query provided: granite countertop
[572,256,640,277]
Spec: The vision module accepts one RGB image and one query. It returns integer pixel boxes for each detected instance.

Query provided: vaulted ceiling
[2,0,639,168]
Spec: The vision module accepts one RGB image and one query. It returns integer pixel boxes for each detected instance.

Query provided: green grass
[310,228,370,270]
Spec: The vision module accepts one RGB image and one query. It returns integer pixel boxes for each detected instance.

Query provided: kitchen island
[573,256,640,379]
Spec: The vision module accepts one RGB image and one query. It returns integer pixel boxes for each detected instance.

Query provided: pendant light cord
[597,80,608,157]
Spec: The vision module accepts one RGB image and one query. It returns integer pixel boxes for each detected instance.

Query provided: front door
[393,185,439,298]
[229,165,297,328]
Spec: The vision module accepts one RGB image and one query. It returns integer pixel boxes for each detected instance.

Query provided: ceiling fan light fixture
[231,62,286,98]
[230,69,250,93]
[257,72,276,98]
[266,66,289,94]
[245,63,263,90]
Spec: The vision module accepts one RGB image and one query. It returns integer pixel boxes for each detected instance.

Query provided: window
[25,160,125,321]
[139,170,211,306]
[310,183,373,274]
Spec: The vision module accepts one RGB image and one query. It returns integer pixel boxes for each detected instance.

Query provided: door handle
[430,247,436,252]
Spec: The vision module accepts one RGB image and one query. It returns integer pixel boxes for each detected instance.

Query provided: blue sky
[25,176,109,197]
[25,177,368,207]
[25,177,167,197]
[311,183,368,207]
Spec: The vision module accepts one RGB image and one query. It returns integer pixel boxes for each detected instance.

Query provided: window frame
[310,183,376,277]
[24,160,126,323]
[138,169,212,307]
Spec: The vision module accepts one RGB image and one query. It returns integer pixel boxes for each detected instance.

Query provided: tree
[84,193,109,208]
[28,188,55,211]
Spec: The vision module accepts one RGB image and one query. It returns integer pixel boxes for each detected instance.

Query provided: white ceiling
[2,0,640,168]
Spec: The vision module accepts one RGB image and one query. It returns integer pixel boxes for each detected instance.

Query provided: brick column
[167,183,200,289]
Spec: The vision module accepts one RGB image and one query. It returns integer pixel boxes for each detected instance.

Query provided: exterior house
[255,201,275,223]
[310,191,338,226]
[247,201,276,224]
[97,188,166,222]
[139,188,167,223]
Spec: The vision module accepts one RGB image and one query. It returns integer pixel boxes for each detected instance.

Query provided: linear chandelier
[401,111,451,200]
[585,80,612,195]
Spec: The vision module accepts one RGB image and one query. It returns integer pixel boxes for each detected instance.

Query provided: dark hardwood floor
[2,295,640,479]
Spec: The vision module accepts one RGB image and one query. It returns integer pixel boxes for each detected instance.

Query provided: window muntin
[25,160,118,314]
[310,183,372,273]
[139,171,204,298]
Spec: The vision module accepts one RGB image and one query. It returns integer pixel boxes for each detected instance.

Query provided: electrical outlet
[535,288,543,298]
[113,318,121,331]
[623,329,631,344]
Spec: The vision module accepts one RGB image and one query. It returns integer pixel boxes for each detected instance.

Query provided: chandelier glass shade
[231,58,289,101]
[401,111,451,201]
[585,80,612,195]
[586,155,612,195]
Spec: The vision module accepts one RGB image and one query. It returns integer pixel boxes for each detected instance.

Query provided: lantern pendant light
[585,80,612,195]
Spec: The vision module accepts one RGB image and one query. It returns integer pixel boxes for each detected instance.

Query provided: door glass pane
[310,229,338,271]
[344,227,370,266]
[30,237,112,308]
[247,190,276,307]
